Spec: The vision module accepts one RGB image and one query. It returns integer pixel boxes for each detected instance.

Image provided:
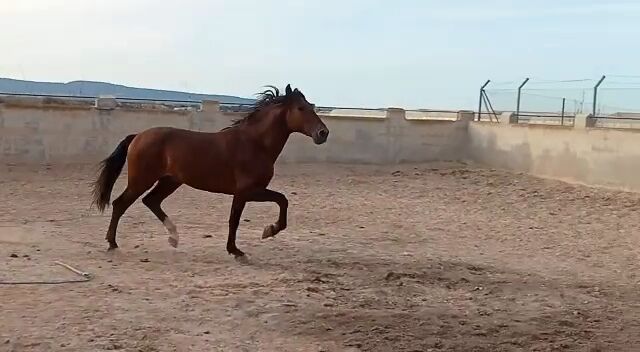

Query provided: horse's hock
[2,94,640,191]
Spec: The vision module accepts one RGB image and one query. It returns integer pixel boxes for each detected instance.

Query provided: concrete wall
[4,95,640,192]
[0,97,201,163]
[282,108,471,164]
[0,96,471,164]
[468,122,640,191]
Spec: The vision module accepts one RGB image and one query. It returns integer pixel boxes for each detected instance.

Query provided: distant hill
[0,78,255,105]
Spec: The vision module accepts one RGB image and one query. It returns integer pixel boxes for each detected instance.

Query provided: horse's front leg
[247,189,288,239]
[226,189,288,260]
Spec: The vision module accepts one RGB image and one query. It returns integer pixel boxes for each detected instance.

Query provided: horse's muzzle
[313,128,329,145]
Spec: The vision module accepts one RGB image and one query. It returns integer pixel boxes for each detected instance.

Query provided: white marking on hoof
[163,218,179,248]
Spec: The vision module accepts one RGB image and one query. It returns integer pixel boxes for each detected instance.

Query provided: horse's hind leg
[142,176,182,248]
[105,185,148,250]
[227,195,248,259]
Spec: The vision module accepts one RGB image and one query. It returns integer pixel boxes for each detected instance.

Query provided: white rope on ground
[0,261,93,285]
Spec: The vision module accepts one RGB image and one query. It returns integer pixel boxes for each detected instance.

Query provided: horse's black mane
[224,84,305,129]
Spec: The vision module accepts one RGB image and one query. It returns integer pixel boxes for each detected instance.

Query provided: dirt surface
[2,162,640,352]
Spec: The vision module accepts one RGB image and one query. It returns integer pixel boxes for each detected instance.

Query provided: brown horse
[91,84,329,259]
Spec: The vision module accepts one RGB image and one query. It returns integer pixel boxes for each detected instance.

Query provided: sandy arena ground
[2,162,640,352]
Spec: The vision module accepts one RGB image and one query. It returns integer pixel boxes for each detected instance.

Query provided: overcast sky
[1,0,639,109]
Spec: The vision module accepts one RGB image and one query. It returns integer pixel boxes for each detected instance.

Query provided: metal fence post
[593,75,606,117]
[515,78,530,122]
[478,80,490,121]
[561,98,566,126]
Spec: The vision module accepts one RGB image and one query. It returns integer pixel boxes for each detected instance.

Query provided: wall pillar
[499,111,517,125]
[386,107,407,163]
[457,110,475,122]
[574,113,596,129]
[202,100,220,112]
[195,100,221,131]
[95,96,117,110]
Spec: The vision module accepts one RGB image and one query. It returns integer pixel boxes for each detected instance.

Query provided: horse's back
[127,126,238,192]
[130,126,218,151]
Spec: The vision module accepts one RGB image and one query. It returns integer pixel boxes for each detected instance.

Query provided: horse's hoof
[107,243,118,252]
[168,236,179,248]
[262,224,278,239]
[234,254,251,265]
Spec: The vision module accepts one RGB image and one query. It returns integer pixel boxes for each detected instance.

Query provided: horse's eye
[298,106,305,112]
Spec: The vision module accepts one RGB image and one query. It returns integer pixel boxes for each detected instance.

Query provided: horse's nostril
[319,129,329,138]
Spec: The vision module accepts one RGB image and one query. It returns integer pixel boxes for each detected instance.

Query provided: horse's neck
[245,110,290,162]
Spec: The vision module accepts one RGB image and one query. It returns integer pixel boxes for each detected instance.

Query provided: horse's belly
[186,178,236,195]
[177,168,236,195]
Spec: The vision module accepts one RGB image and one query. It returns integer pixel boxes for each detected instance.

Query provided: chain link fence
[479,76,640,128]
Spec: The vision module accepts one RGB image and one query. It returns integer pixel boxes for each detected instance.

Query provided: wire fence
[479,76,640,127]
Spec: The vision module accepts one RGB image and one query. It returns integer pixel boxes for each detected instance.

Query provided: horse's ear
[285,84,292,95]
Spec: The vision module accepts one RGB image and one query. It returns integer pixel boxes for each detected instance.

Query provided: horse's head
[281,84,329,145]
[232,84,329,145]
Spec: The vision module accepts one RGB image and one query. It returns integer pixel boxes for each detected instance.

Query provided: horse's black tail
[91,134,137,213]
